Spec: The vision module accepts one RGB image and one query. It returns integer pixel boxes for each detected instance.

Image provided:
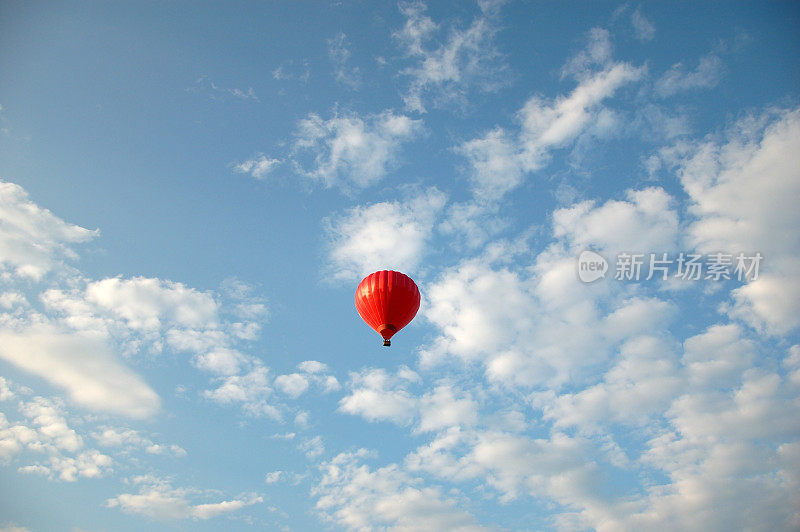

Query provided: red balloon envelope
[355,270,420,346]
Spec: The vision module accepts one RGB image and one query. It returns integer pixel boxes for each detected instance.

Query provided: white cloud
[456,128,523,202]
[517,61,642,172]
[394,0,507,113]
[622,368,800,531]
[272,60,310,83]
[422,186,683,390]
[655,53,722,97]
[338,368,417,425]
[190,76,259,102]
[0,376,14,401]
[339,368,479,435]
[233,154,281,180]
[276,363,340,397]
[560,28,613,80]
[298,360,328,373]
[0,181,97,280]
[43,275,268,381]
[682,324,755,387]
[0,395,113,482]
[313,450,491,531]
[552,187,679,255]
[20,449,113,482]
[93,427,186,457]
[294,411,310,428]
[325,187,446,280]
[406,428,601,506]
[631,6,655,42]
[299,436,324,459]
[106,476,261,521]
[274,373,309,399]
[422,260,536,366]
[291,110,422,189]
[675,107,800,334]
[264,470,284,484]
[328,32,361,89]
[84,276,218,332]
[0,325,160,419]
[417,385,478,433]
[193,347,249,376]
[456,29,643,201]
[438,201,509,249]
[540,335,682,432]
[204,366,279,419]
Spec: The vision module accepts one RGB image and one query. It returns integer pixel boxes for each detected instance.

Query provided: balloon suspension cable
[383,339,391,347]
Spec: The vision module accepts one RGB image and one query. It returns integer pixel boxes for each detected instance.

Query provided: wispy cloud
[457,27,642,202]
[189,75,259,102]
[327,32,361,89]
[393,0,508,113]
[655,53,722,97]
[272,60,310,84]
[631,6,655,41]
[233,154,281,180]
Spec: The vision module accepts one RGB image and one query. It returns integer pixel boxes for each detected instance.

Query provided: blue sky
[1,1,799,530]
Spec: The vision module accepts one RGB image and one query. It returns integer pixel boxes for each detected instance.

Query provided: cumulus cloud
[274,361,341,398]
[313,450,491,531]
[338,368,418,425]
[539,335,682,431]
[338,367,479,435]
[552,187,679,255]
[423,184,686,393]
[203,366,279,419]
[274,373,310,399]
[106,475,261,521]
[84,277,218,331]
[0,181,97,280]
[675,107,800,334]
[0,395,113,482]
[291,110,423,189]
[413,172,800,528]
[325,187,446,280]
[93,427,186,457]
[42,275,268,382]
[393,0,508,113]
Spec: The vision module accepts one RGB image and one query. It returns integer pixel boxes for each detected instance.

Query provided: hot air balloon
[355,270,420,346]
